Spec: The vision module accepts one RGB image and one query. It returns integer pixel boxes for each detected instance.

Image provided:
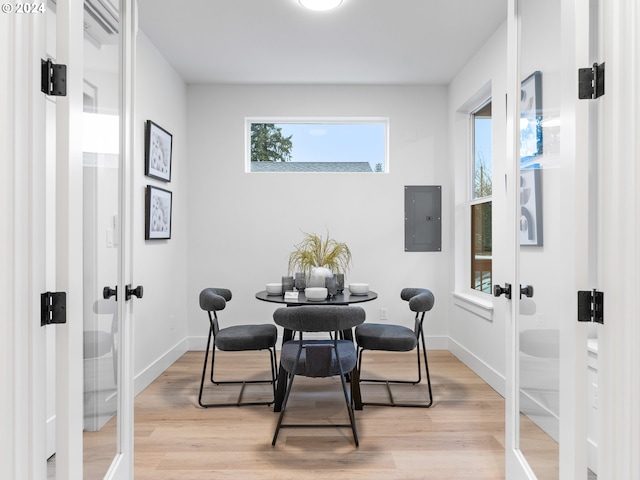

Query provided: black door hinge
[41,292,67,326]
[577,289,603,324]
[578,62,605,99]
[41,58,67,96]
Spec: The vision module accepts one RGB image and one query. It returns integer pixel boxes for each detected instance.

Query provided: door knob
[125,284,144,301]
[103,286,117,300]
[493,283,512,299]
[520,285,534,298]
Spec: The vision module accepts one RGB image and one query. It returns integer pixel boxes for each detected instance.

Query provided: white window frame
[469,99,493,295]
[245,117,389,173]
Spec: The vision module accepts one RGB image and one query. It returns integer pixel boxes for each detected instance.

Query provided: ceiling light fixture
[298,0,343,11]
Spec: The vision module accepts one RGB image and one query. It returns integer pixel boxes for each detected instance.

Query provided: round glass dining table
[256,289,377,411]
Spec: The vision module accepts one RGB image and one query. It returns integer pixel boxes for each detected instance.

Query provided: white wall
[448,22,508,394]
[185,84,452,347]
[133,32,189,394]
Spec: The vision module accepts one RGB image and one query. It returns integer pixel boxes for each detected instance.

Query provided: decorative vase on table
[325,276,338,297]
[294,272,306,291]
[308,266,333,288]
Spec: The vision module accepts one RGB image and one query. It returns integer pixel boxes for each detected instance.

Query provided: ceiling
[137,0,506,85]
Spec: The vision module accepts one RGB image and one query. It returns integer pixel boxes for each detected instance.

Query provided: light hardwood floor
[129,350,510,479]
[68,349,592,479]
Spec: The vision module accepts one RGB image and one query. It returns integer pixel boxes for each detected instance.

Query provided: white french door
[503,0,595,478]
[47,1,136,479]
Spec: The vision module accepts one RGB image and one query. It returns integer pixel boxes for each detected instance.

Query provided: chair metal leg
[273,327,294,412]
[338,367,359,446]
[273,342,304,446]
[357,331,433,408]
[269,346,278,400]
[209,343,216,383]
[198,326,278,408]
[198,326,215,408]
[418,328,433,408]
[272,342,360,447]
[271,370,296,446]
[335,343,359,446]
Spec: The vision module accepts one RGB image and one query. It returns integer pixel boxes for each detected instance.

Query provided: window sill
[452,291,494,322]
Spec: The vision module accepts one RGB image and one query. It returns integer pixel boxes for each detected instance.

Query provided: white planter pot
[308,266,333,288]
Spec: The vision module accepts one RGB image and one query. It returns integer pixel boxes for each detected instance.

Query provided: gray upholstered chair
[198,287,278,408]
[271,305,366,447]
[355,288,435,407]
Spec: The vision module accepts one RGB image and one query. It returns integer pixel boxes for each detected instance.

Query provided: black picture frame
[145,185,172,240]
[145,120,172,182]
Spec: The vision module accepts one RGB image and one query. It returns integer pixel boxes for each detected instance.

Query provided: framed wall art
[145,185,172,240]
[145,120,173,181]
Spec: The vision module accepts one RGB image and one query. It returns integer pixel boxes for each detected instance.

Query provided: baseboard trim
[134,338,188,397]
[448,338,505,397]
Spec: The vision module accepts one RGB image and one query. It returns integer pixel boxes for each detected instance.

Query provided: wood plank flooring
[131,350,509,479]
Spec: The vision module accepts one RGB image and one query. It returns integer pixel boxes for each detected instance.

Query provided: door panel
[516,1,562,477]
[81,0,136,478]
[81,1,121,472]
[81,73,120,480]
[52,0,135,478]
[505,0,592,478]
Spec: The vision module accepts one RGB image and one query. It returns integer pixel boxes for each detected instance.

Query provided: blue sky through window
[276,122,386,172]
[474,117,492,198]
[475,119,492,169]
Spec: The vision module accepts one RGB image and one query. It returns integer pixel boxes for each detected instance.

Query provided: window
[246,118,388,173]
[470,101,492,294]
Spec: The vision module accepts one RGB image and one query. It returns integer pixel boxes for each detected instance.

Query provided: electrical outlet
[380,308,388,321]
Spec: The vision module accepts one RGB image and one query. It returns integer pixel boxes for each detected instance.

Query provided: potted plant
[288,231,352,287]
